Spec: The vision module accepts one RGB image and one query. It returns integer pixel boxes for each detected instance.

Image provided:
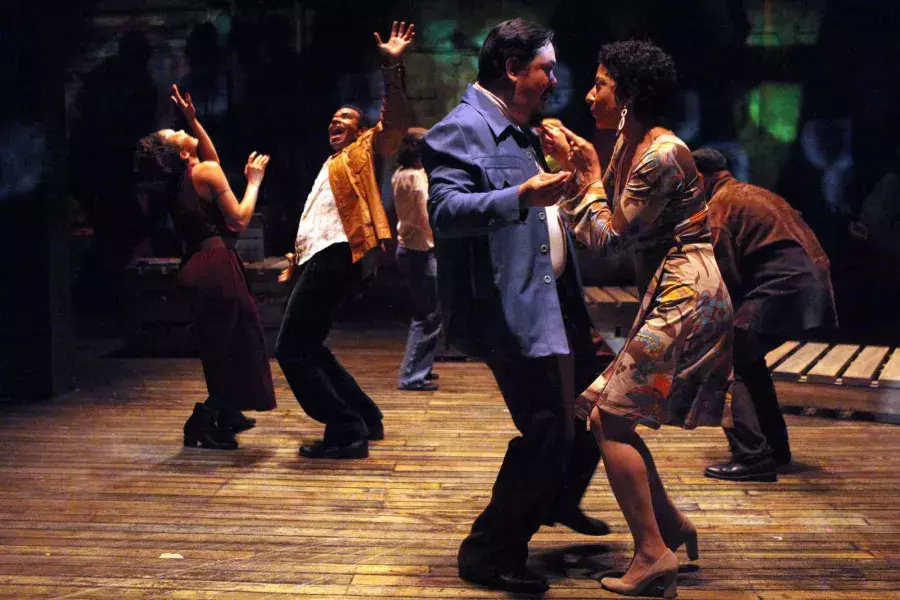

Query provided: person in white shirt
[392,127,442,391]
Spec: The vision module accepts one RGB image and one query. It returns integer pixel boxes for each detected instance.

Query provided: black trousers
[457,283,604,572]
[274,243,382,444]
[724,328,791,461]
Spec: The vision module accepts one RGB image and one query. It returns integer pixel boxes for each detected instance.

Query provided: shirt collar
[464,83,531,140]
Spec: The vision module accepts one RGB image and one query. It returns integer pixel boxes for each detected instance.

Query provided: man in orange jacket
[276,21,414,459]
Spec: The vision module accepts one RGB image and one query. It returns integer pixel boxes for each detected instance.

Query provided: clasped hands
[521,123,603,208]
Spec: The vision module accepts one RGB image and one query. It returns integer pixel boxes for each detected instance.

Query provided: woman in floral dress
[544,41,734,597]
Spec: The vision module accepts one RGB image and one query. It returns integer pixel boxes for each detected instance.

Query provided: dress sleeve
[561,140,683,256]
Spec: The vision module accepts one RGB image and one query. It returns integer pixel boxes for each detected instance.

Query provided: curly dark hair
[597,40,677,124]
[396,127,426,169]
[477,18,554,85]
[134,132,187,214]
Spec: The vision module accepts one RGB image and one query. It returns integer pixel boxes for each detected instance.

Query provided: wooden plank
[604,285,640,305]
[765,340,801,368]
[772,342,829,380]
[807,344,859,384]
[843,346,891,387]
[876,348,900,389]
[583,286,616,305]
[623,285,640,298]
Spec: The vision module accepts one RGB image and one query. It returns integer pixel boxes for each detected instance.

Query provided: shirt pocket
[481,156,528,191]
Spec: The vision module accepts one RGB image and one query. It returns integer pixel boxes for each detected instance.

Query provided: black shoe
[220,411,256,434]
[459,566,549,594]
[366,421,384,441]
[544,508,611,536]
[299,439,368,459]
[425,371,439,381]
[183,403,238,450]
[397,381,438,391]
[773,450,792,468]
[704,457,777,482]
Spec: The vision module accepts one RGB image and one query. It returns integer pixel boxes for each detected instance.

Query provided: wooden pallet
[766,341,900,416]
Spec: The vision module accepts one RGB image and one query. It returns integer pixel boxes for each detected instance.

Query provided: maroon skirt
[178,237,276,412]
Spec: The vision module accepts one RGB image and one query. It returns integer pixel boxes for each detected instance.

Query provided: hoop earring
[617,107,628,134]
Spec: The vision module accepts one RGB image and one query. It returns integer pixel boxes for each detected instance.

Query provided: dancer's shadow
[155,447,276,474]
[528,542,616,580]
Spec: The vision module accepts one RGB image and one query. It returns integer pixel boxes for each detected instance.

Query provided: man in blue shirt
[423,18,608,594]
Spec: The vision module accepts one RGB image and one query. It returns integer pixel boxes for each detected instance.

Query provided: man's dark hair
[691,148,731,175]
[477,18,554,85]
[134,132,186,214]
[597,40,677,124]
[396,128,426,168]
[336,104,369,129]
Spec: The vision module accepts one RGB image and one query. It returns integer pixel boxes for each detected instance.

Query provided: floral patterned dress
[562,133,733,429]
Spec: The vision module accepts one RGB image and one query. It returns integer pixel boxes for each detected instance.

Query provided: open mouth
[329,125,346,144]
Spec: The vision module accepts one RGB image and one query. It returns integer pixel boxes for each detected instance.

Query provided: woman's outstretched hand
[170,84,196,122]
[244,152,270,187]
[559,125,602,182]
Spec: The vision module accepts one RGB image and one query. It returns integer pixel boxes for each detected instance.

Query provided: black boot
[183,403,238,450]
[218,410,257,434]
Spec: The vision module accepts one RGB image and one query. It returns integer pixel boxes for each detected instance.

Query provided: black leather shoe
[425,371,439,381]
[397,381,439,391]
[367,421,384,441]
[459,566,549,594]
[773,450,792,468]
[299,439,368,459]
[544,508,610,536]
[705,457,777,482]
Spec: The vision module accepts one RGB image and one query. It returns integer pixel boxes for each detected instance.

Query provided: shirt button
[543,275,552,284]
[538,212,546,221]
[540,244,549,254]
[525,151,533,160]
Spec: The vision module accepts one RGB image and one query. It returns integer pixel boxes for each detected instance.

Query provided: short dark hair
[396,127,426,168]
[597,40,677,124]
[691,148,730,175]
[477,18,554,85]
[336,104,368,129]
[134,132,186,214]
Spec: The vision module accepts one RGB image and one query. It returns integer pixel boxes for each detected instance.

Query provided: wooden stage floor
[1,328,899,599]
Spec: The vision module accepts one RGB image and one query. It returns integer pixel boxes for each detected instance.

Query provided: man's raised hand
[374,21,415,65]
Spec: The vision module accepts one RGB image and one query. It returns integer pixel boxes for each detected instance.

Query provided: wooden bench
[583,285,641,336]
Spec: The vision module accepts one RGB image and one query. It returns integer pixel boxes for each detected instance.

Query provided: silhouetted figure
[70,31,157,315]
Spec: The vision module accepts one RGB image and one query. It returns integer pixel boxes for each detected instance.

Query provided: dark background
[3,0,900,398]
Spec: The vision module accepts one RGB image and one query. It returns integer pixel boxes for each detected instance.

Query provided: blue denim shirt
[422,84,590,359]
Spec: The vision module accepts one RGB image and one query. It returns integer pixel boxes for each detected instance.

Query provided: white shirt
[294,159,348,266]
[392,167,434,251]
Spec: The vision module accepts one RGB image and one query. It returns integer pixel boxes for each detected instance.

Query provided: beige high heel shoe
[600,550,678,598]
[665,514,699,561]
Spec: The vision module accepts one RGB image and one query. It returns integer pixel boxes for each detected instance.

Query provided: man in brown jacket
[694,149,837,482]
[275,21,414,459]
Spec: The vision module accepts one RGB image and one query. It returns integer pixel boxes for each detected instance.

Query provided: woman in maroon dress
[135,85,275,449]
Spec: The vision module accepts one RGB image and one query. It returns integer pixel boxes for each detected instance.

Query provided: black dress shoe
[397,381,439,391]
[425,371,439,381]
[459,566,550,594]
[704,456,777,482]
[299,439,368,459]
[544,508,611,536]
[367,421,384,441]
[773,450,792,468]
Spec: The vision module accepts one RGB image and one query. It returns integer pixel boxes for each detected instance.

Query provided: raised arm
[372,21,414,157]
[194,152,270,232]
[559,126,668,256]
[422,120,571,238]
[171,84,220,164]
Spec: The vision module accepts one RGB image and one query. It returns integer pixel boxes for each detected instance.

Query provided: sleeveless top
[171,163,238,255]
